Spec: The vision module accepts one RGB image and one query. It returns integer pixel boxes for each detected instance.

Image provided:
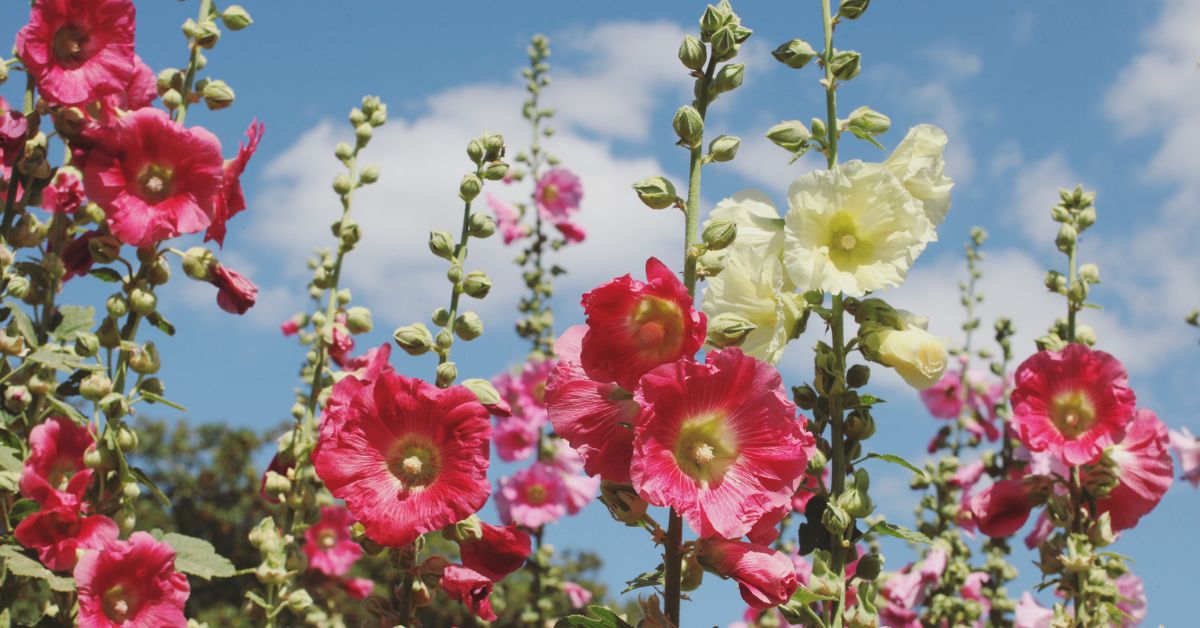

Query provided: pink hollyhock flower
[949,459,986,489]
[211,264,258,315]
[546,325,643,484]
[1024,511,1053,550]
[548,440,600,514]
[746,506,789,545]
[0,103,28,168]
[880,603,922,628]
[883,568,925,610]
[516,358,554,423]
[61,229,101,282]
[968,479,1035,537]
[631,349,813,539]
[534,168,583,220]
[485,192,528,244]
[327,318,355,368]
[83,108,224,247]
[493,416,540,462]
[919,546,947,582]
[16,0,136,107]
[280,319,300,336]
[1014,592,1053,628]
[440,564,498,622]
[1093,408,1173,531]
[340,343,396,383]
[343,577,374,600]
[580,257,706,390]
[1010,344,1136,466]
[303,506,362,577]
[206,120,265,246]
[1115,572,1146,626]
[920,370,968,418]
[93,54,156,121]
[15,505,117,571]
[74,532,190,628]
[562,581,593,608]
[696,538,799,610]
[791,469,823,513]
[40,169,85,214]
[20,417,95,505]
[311,372,491,547]
[457,522,531,582]
[495,462,569,528]
[1168,426,1200,488]
[554,219,586,243]
[961,572,992,620]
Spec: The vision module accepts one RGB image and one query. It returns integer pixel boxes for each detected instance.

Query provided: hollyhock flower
[1015,592,1054,628]
[961,572,992,622]
[516,358,554,423]
[206,120,265,246]
[0,100,28,168]
[280,319,300,336]
[1115,572,1146,626]
[74,532,190,628]
[327,318,355,368]
[83,108,224,247]
[878,124,954,229]
[746,506,790,545]
[440,564,498,622]
[968,479,1034,537]
[457,522,531,581]
[862,312,950,391]
[535,168,583,220]
[40,168,85,214]
[950,460,986,489]
[20,417,95,505]
[495,462,569,528]
[791,469,824,513]
[1024,511,1053,550]
[782,160,934,297]
[493,417,540,462]
[580,257,706,390]
[343,578,374,600]
[311,372,491,547]
[545,325,643,483]
[631,349,813,539]
[15,505,117,571]
[549,439,600,514]
[303,506,362,577]
[61,229,102,282]
[15,0,136,107]
[1168,426,1200,487]
[554,219,586,243]
[211,264,258,314]
[701,241,800,366]
[485,192,528,244]
[697,538,799,609]
[340,343,395,383]
[562,581,593,608]
[919,546,947,582]
[882,568,925,611]
[1094,408,1173,531]
[1011,344,1136,466]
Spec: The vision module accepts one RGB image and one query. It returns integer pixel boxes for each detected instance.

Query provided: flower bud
[129,288,157,315]
[0,62,7,86]
[445,514,484,543]
[97,317,120,349]
[369,106,387,128]
[1055,224,1077,252]
[706,135,740,163]
[482,133,505,161]
[80,371,113,401]
[454,312,484,341]
[334,142,353,162]
[822,502,852,535]
[466,139,485,165]
[106,294,128,318]
[428,230,455,259]
[85,234,120,265]
[446,264,463,284]
[701,219,737,251]
[139,377,165,397]
[431,308,451,327]
[680,555,704,592]
[766,120,811,152]
[696,249,727,277]
[458,174,482,202]
[793,384,818,410]
[1044,270,1066,293]
[467,212,496,239]
[672,106,704,148]
[678,35,707,71]
[1075,324,1097,346]
[844,411,876,441]
[129,342,160,375]
[830,50,862,81]
[332,174,353,196]
[202,80,234,110]
[354,123,373,146]
[193,20,221,49]
[482,161,509,181]
[99,392,127,419]
[220,5,253,30]
[710,27,737,61]
[772,39,817,69]
[632,176,678,210]
[346,307,373,334]
[856,552,884,581]
[4,385,30,413]
[74,332,100,358]
[358,165,380,185]
[711,63,745,94]
[178,247,214,282]
[435,361,458,387]
[838,0,871,20]
[846,364,871,388]
[599,481,649,525]
[115,426,138,453]
[1087,511,1117,548]
[706,313,756,349]
[847,106,890,137]
[1078,263,1100,284]
[699,4,727,41]
[462,271,491,299]
[349,108,365,126]
[1077,206,1096,229]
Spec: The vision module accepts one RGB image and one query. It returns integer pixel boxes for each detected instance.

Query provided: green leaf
[161,533,236,580]
[8,307,36,346]
[130,466,171,508]
[25,346,102,372]
[852,394,886,408]
[870,521,933,545]
[0,445,20,491]
[554,606,635,628]
[8,498,39,525]
[44,396,88,425]
[88,268,124,283]
[849,126,886,149]
[788,583,837,605]
[52,305,95,342]
[146,312,176,337]
[0,545,75,591]
[622,563,665,594]
[861,452,927,482]
[139,390,187,412]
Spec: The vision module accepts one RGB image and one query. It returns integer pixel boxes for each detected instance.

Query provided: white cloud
[1001,153,1081,245]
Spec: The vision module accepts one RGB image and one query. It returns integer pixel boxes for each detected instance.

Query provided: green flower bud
[0,330,24,357]
[844,411,876,440]
[162,88,182,109]
[332,174,353,196]
[335,142,354,162]
[220,5,253,30]
[462,271,492,299]
[701,219,738,251]
[821,502,852,535]
[446,264,463,284]
[359,165,380,185]
[428,230,455,259]
[672,106,704,149]
[838,0,871,20]
[454,312,484,341]
[1075,324,1097,346]
[5,274,29,299]
[792,384,818,410]
[706,312,756,348]
[100,392,128,419]
[468,212,496,239]
[681,554,704,592]
[711,63,744,95]
[83,446,109,470]
[354,123,373,148]
[699,4,726,41]
[482,134,505,161]
[836,469,874,518]
[0,62,8,86]
[696,249,727,277]
[459,174,483,202]
[193,20,221,49]
[147,257,171,286]
[431,308,451,327]
[116,426,138,452]
[446,514,484,543]
[1055,224,1077,252]
[466,139,485,165]
[4,385,30,413]
[346,307,373,334]
[829,50,862,81]
[632,176,678,210]
[80,371,113,401]
[121,480,140,500]
[766,120,811,152]
[678,35,707,71]
[482,161,509,181]
[1087,511,1117,547]
[181,247,215,281]
[285,590,313,612]
[139,377,165,397]
[97,317,120,349]
[1044,270,1066,293]
[263,470,291,497]
[75,332,100,358]
[156,68,183,95]
[707,134,741,163]
[599,481,648,526]
[856,552,884,581]
[202,80,234,111]
[129,342,161,375]
[710,27,737,61]
[435,361,458,387]
[846,364,871,388]
[1077,206,1096,229]
[129,288,157,315]
[106,294,128,318]
[847,106,890,136]
[1078,263,1100,284]
[772,39,817,69]
[435,328,454,352]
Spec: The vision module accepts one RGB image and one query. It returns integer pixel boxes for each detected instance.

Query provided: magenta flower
[534,168,583,220]
[550,439,600,514]
[496,462,568,529]
[967,479,1034,538]
[40,169,85,214]
[456,521,531,582]
[16,0,136,107]
[1014,592,1053,628]
[206,120,265,247]
[493,416,541,463]
[211,264,258,315]
[303,505,362,577]
[1168,426,1200,488]
[21,417,95,506]
[15,505,117,571]
[74,532,190,628]
[696,538,799,610]
[440,564,498,621]
[1093,408,1173,531]
[343,577,374,600]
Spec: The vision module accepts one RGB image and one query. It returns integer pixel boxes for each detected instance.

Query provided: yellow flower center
[103,585,139,623]
[318,529,338,549]
[527,483,547,505]
[1050,390,1097,439]
[825,210,876,270]
[541,185,559,205]
[386,437,440,490]
[628,296,685,360]
[673,413,737,487]
[839,233,858,251]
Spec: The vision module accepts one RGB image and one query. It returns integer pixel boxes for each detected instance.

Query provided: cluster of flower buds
[1038,185,1100,351]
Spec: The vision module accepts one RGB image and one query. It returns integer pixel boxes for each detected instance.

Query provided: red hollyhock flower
[205,120,265,246]
[211,264,258,314]
[74,532,190,628]
[1010,344,1136,466]
[96,54,156,118]
[311,372,491,547]
[342,577,374,600]
[546,325,642,484]
[40,169,85,214]
[83,108,223,247]
[580,257,706,390]
[20,416,94,506]
[15,0,136,107]
[61,229,101,282]
[456,522,532,582]
[696,538,799,609]
[303,505,362,577]
[0,105,29,169]
[1093,408,1173,531]
[967,479,1034,538]
[15,504,117,571]
[440,564,498,621]
[631,349,813,540]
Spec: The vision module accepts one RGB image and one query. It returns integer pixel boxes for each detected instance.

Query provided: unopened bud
[459,174,482,202]
[829,50,862,81]
[846,364,871,388]
[1078,263,1100,284]
[359,165,380,185]
[766,120,811,152]
[4,385,30,413]
[632,176,678,210]
[346,307,373,334]
[354,123,373,146]
[462,271,491,299]
[706,313,755,348]
[482,161,509,181]
[822,502,852,535]
[466,140,485,165]
[332,174,353,196]
[435,361,458,387]
[220,5,253,30]
[856,552,884,581]
[80,371,113,401]
[678,35,707,71]
[202,80,234,111]
[88,235,121,265]
[428,230,455,259]
[711,64,744,94]
[599,481,648,525]
[696,249,727,277]
[467,212,496,239]
[838,0,871,20]
[681,555,704,592]
[847,106,890,137]
[707,135,741,163]
[128,342,161,375]
[334,142,353,162]
[701,219,737,250]
[129,288,157,315]
[672,106,704,148]
[193,20,221,49]
[1055,224,1077,252]
[75,332,100,358]
[772,39,817,69]
[454,312,484,341]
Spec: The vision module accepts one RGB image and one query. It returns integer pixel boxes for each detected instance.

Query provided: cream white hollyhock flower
[880,124,954,229]
[862,310,949,390]
[707,190,785,258]
[783,161,934,297]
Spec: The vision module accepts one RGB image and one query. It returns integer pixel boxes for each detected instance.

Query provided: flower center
[386,438,440,490]
[532,380,547,404]
[628,296,685,360]
[136,165,175,204]
[692,443,716,465]
[839,233,858,251]
[1050,390,1097,439]
[52,26,90,67]
[674,413,737,487]
[541,184,559,205]
[825,210,875,270]
[102,584,141,623]
[318,529,338,549]
[526,483,547,505]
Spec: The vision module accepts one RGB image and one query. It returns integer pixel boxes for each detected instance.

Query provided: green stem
[174,0,213,126]
[436,176,481,376]
[1066,244,1078,344]
[397,569,415,626]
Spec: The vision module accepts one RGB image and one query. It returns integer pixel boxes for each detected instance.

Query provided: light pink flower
[696,538,799,610]
[74,532,190,628]
[495,462,569,528]
[21,417,94,506]
[15,504,117,571]
[1024,510,1053,550]
[485,192,528,244]
[493,417,541,463]
[516,358,554,423]
[961,572,992,622]
[1168,426,1200,488]
[534,168,583,220]
[918,546,947,583]
[920,370,968,418]
[562,581,593,608]
[1093,408,1173,531]
[303,506,362,577]
[1014,592,1053,628]
[550,440,600,514]
[16,0,136,107]
[949,459,986,489]
[1115,572,1146,627]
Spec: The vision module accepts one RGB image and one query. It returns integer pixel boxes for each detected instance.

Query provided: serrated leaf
[861,452,926,482]
[554,606,635,628]
[139,390,187,412]
[25,346,102,372]
[622,563,665,594]
[8,307,36,346]
[161,533,235,580]
[88,268,124,283]
[52,305,95,342]
[870,521,933,545]
[0,445,21,473]
[130,467,171,508]
[0,545,75,591]
[146,312,176,337]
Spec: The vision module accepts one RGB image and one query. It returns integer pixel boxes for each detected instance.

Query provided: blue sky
[10,0,1200,624]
